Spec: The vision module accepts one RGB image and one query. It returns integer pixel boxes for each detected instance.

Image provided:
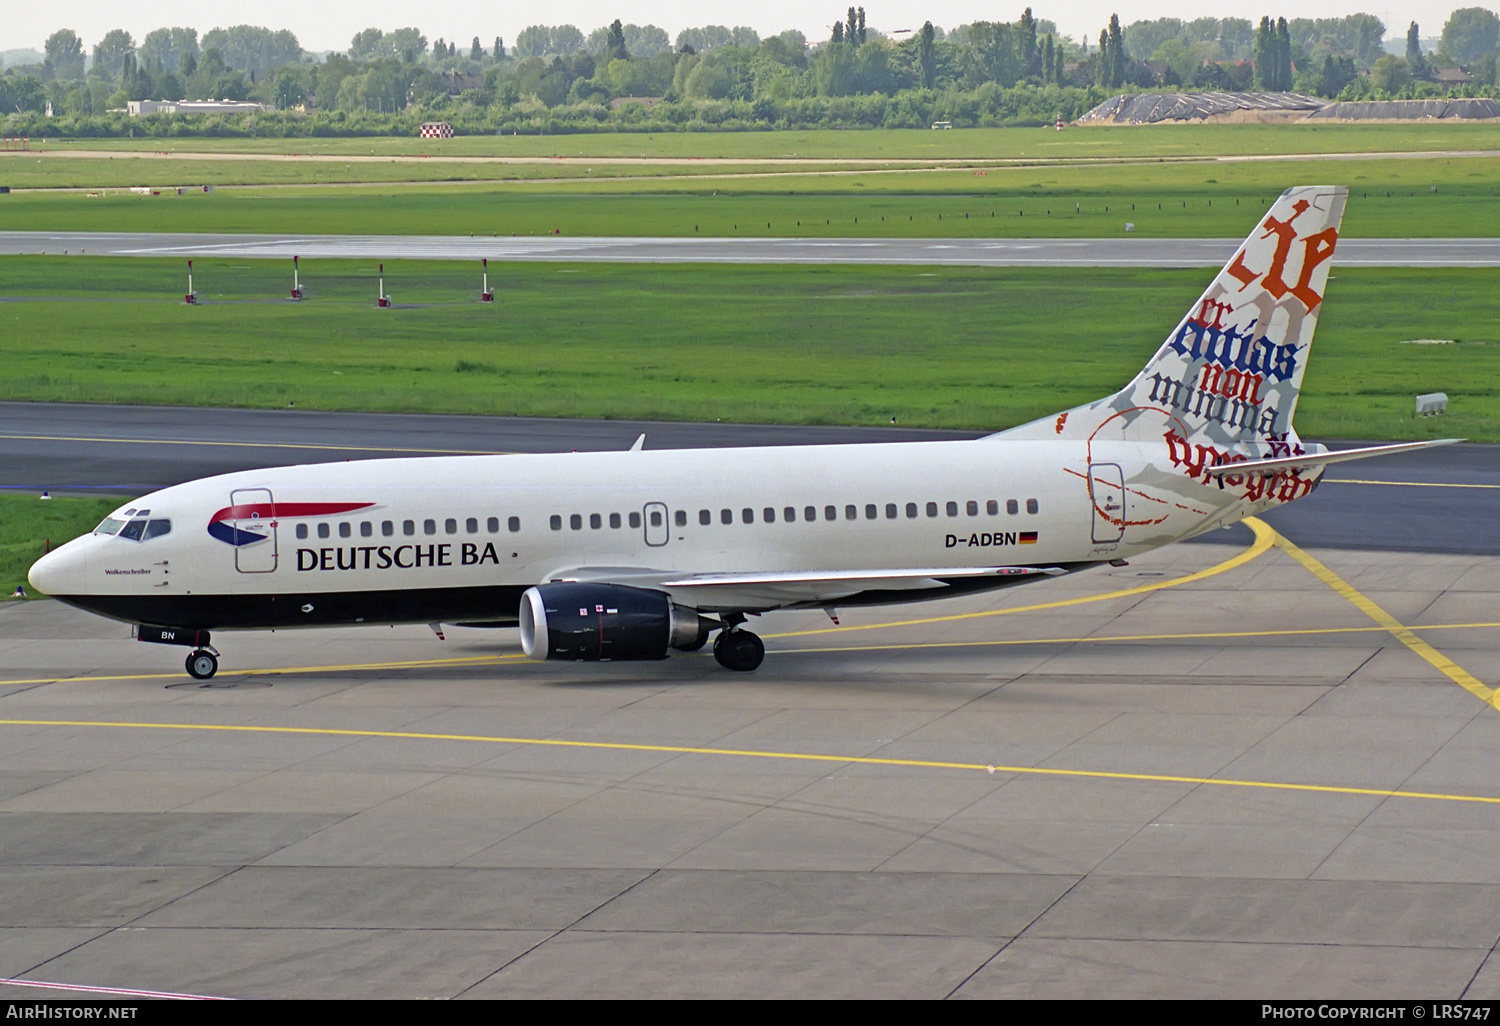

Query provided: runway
[5,232,1500,267]
[2,402,1494,555]
[3,523,1500,998]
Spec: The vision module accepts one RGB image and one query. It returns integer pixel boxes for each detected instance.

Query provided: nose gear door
[643,502,669,547]
[1088,464,1125,544]
[230,488,277,573]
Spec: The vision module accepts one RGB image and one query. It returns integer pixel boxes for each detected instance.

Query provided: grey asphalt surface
[1,402,1491,555]
[5,232,1500,266]
[4,540,1500,998]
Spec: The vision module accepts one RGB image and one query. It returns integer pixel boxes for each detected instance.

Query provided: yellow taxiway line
[766,515,1277,639]
[4,716,1500,808]
[1269,530,1498,709]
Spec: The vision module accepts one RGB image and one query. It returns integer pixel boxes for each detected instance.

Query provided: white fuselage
[29,436,1272,632]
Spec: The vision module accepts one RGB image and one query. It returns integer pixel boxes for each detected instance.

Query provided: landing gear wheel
[186,650,218,680]
[713,630,765,672]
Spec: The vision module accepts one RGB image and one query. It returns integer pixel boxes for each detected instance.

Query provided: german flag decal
[1019,532,1038,545]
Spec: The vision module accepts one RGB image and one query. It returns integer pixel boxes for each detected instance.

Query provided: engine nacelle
[519,583,712,662]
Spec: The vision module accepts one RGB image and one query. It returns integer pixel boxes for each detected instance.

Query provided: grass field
[3,155,1496,237]
[2,256,1493,441]
[28,123,1500,159]
[0,493,122,599]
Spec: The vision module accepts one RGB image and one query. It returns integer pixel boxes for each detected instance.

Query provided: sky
[4,2,1478,56]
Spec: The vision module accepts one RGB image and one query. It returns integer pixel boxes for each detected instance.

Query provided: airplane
[28,185,1457,679]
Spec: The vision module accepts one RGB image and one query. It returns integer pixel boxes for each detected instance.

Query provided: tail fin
[998,185,1348,455]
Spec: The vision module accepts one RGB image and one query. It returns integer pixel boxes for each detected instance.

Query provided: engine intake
[520,583,712,662]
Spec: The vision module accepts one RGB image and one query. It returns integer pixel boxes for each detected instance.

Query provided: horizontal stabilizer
[1203,438,1463,478]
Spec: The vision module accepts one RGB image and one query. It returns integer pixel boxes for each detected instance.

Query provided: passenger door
[1088,464,1125,544]
[230,488,278,573]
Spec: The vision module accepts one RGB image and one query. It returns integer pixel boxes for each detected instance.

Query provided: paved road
[1,402,1491,555]
[5,232,1500,267]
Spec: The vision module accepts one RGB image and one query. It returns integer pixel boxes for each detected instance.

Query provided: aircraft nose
[28,539,89,596]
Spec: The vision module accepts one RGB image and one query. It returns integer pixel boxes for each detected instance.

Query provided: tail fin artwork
[1000,186,1348,456]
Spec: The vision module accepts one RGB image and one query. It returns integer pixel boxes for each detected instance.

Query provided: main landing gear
[186,649,219,680]
[712,620,765,672]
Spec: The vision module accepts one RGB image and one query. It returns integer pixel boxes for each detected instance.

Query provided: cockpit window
[109,518,171,542]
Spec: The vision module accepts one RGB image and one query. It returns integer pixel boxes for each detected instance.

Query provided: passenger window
[821,506,833,521]
[946,501,959,517]
[361,521,373,537]
[296,523,308,540]
[142,519,171,540]
[119,519,146,541]
[784,507,797,522]
[424,519,437,535]
[570,514,582,530]
[906,502,918,518]
[1007,499,1019,515]
[403,520,415,536]
[966,501,978,517]
[550,515,562,531]
[700,509,712,526]
[926,502,938,518]
[610,512,622,529]
[675,510,687,527]
[337,522,350,538]
[845,505,857,521]
[805,506,817,522]
[885,503,897,519]
[763,508,775,523]
[741,508,754,524]
[589,513,602,529]
[721,509,733,525]
[1027,498,1040,514]
[487,517,499,533]
[651,510,663,527]
[508,517,520,533]
[317,523,330,539]
[445,519,457,535]
[987,500,998,515]
[466,518,478,534]
[629,512,642,529]
[383,521,394,536]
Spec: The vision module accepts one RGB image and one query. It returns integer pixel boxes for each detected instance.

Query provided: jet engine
[519,583,714,661]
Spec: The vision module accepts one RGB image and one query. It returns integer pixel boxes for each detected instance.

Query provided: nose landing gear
[185,649,219,680]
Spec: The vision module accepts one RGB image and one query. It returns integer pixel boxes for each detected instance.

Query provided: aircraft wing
[1203,438,1463,479]
[548,565,1068,609]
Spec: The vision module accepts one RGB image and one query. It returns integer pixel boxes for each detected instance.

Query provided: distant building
[440,72,485,95]
[1433,67,1473,87]
[127,100,270,116]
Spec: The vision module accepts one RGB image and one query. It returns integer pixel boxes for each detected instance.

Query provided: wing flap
[660,566,1067,587]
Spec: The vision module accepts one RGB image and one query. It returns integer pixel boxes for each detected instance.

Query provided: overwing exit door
[230,488,278,572]
[1088,464,1126,544]
[643,502,669,547]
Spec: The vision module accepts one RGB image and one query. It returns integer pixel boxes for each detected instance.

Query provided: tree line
[1,8,1496,136]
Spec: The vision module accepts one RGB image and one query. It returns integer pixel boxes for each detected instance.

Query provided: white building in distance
[127,100,271,116]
